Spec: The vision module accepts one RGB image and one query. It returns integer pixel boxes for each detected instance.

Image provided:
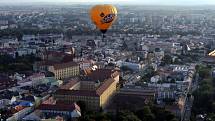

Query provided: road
[181,67,199,121]
[183,95,194,121]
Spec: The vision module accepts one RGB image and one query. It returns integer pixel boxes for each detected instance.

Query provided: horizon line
[1,2,215,6]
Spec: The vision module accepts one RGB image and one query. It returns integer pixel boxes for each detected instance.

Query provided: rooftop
[56,77,116,97]
[55,89,99,97]
[96,78,115,96]
[60,79,79,90]
[53,62,79,70]
[38,103,80,112]
[82,69,119,82]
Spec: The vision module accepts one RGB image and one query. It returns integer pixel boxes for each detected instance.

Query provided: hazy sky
[1,0,215,5]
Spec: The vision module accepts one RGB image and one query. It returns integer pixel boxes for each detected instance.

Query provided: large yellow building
[48,62,80,80]
[54,69,119,111]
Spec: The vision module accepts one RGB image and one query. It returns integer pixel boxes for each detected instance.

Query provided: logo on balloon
[101,14,116,24]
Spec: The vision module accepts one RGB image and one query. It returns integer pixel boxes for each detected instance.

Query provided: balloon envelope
[90,4,117,34]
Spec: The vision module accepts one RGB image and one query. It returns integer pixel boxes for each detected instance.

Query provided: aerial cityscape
[0,1,215,121]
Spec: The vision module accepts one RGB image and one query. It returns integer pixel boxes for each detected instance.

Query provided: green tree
[199,67,211,79]
[162,55,172,65]
[192,65,215,119]
[117,111,141,121]
[136,106,155,121]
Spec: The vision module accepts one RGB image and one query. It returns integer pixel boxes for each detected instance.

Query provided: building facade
[54,69,120,111]
[48,62,80,80]
[37,103,81,120]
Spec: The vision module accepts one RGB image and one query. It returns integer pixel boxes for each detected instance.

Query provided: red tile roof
[46,51,66,57]
[62,55,74,63]
[83,69,119,82]
[60,79,79,90]
[55,70,118,97]
[96,78,116,96]
[53,62,79,70]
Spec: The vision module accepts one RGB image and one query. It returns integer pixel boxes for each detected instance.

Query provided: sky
[1,0,215,5]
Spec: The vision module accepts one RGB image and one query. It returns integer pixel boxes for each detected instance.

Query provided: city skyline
[0,2,214,121]
[0,0,215,5]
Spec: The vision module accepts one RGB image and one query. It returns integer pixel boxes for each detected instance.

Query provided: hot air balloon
[90,4,117,38]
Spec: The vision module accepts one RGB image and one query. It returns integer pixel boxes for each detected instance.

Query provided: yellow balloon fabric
[90,4,117,34]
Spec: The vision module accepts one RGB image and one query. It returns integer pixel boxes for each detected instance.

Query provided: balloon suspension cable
[102,33,105,42]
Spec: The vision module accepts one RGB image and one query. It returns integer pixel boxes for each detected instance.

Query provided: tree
[136,106,155,121]
[199,67,211,79]
[79,111,113,121]
[95,112,111,121]
[151,106,178,121]
[170,118,179,121]
[165,111,176,121]
[0,54,41,73]
[208,113,215,121]
[162,55,172,65]
[195,65,200,72]
[170,79,176,83]
[192,65,215,119]
[0,108,11,120]
[117,111,141,121]
[15,52,19,58]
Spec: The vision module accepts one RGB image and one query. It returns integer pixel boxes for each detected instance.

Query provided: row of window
[55,72,79,76]
[55,71,79,79]
[55,69,79,74]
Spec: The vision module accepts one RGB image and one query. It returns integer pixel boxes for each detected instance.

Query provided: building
[0,37,19,49]
[23,73,45,86]
[48,62,80,80]
[6,107,34,121]
[108,86,156,111]
[36,103,81,120]
[79,60,93,70]
[33,61,56,72]
[18,73,62,87]
[202,56,215,66]
[54,69,120,111]
[154,48,165,60]
[15,48,37,57]
[0,75,17,90]
[0,20,8,30]
[116,61,145,71]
